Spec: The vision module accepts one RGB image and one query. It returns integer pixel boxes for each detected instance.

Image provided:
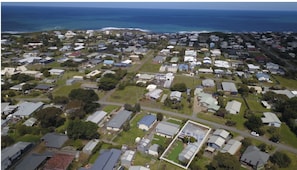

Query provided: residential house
[207,136,225,149]
[261,112,281,127]
[86,111,107,125]
[221,139,242,155]
[247,64,260,73]
[225,100,242,114]
[13,101,44,118]
[214,60,230,68]
[155,121,180,138]
[145,89,163,101]
[170,91,182,101]
[129,54,140,61]
[148,144,159,157]
[129,166,150,170]
[41,133,69,149]
[82,139,100,155]
[103,60,114,66]
[10,83,26,91]
[146,84,157,92]
[136,73,155,84]
[137,138,150,152]
[222,82,238,95]
[34,84,54,91]
[164,73,175,88]
[212,129,230,140]
[81,83,98,90]
[153,56,166,64]
[240,146,269,170]
[14,152,53,170]
[178,142,199,163]
[23,117,37,127]
[256,73,270,81]
[261,101,271,109]
[106,110,133,131]
[178,64,189,72]
[137,115,157,131]
[86,70,101,79]
[2,142,33,170]
[202,79,215,87]
[195,88,220,112]
[48,69,65,76]
[121,150,135,167]
[43,153,74,170]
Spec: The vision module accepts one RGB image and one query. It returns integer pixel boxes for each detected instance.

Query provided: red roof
[43,153,74,170]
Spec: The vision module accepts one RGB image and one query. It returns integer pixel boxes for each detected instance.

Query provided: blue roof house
[80,149,121,170]
[103,60,114,66]
[256,73,270,81]
[178,64,189,72]
[138,115,157,131]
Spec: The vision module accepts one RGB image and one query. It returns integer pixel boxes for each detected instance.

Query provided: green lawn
[133,152,184,170]
[113,112,147,145]
[273,75,297,89]
[280,124,297,148]
[197,112,226,125]
[102,105,120,113]
[245,95,270,113]
[172,75,201,89]
[52,82,82,97]
[167,119,183,126]
[139,59,162,73]
[166,140,184,163]
[280,151,297,170]
[109,86,146,104]
[152,134,169,147]
[17,134,42,143]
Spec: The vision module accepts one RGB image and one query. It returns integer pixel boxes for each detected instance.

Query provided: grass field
[197,112,226,125]
[102,105,120,113]
[139,60,162,73]
[273,75,297,89]
[52,82,82,97]
[109,86,146,104]
[113,112,147,145]
[172,75,201,89]
[152,134,169,147]
[166,140,184,163]
[245,95,270,113]
[281,151,297,170]
[17,134,42,143]
[280,124,297,148]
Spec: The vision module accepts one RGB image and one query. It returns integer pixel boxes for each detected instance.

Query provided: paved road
[98,101,297,155]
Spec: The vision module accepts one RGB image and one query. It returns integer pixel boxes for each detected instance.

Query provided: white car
[251,131,259,137]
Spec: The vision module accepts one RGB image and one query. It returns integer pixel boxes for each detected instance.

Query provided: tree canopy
[170,83,187,92]
[35,107,65,128]
[270,151,291,168]
[69,89,98,102]
[207,152,241,170]
[67,119,99,140]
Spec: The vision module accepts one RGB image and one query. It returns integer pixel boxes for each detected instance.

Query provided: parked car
[251,131,259,137]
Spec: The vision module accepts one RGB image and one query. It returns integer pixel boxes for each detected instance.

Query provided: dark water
[2,5,297,33]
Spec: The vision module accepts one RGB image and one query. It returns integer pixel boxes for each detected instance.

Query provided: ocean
[2,5,297,33]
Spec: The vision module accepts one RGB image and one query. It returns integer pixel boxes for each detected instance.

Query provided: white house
[261,112,281,127]
[148,144,159,157]
[225,100,242,114]
[48,69,65,76]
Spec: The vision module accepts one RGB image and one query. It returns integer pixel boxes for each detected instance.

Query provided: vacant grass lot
[139,60,162,73]
[113,112,147,145]
[52,82,82,97]
[273,75,297,89]
[109,86,146,104]
[245,95,270,113]
[172,75,201,89]
[102,105,120,113]
[280,124,297,148]
[166,140,184,163]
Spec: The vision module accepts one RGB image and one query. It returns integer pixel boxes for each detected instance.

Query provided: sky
[2,1,297,11]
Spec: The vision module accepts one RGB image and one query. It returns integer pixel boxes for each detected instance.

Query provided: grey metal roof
[41,133,68,148]
[240,146,269,168]
[1,103,9,113]
[261,112,281,124]
[225,100,242,114]
[222,82,238,93]
[2,142,32,162]
[156,121,180,137]
[106,110,132,129]
[90,149,121,170]
[15,152,53,170]
[13,101,44,117]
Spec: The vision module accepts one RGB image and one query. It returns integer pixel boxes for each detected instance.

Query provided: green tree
[69,89,99,102]
[53,96,69,104]
[244,115,263,133]
[215,108,227,118]
[270,151,291,168]
[134,103,141,112]
[171,83,187,92]
[208,152,241,170]
[67,120,99,140]
[1,135,15,148]
[43,70,50,77]
[98,77,118,90]
[157,113,163,121]
[35,107,65,128]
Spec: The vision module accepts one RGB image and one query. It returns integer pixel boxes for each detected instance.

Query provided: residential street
[98,101,297,155]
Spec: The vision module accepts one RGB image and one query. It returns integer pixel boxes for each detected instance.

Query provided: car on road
[251,131,259,137]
